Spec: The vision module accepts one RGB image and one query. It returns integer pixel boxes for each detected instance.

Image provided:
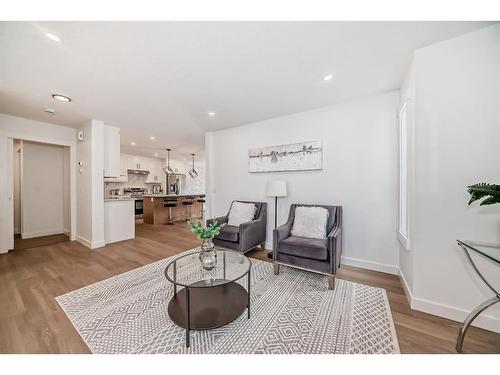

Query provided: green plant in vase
[188,219,225,240]
[467,183,500,206]
[188,219,225,271]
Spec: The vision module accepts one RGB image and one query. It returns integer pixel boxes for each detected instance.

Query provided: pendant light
[162,148,174,174]
[189,153,198,179]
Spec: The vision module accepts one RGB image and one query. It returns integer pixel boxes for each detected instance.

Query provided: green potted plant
[467,183,500,206]
[188,219,225,270]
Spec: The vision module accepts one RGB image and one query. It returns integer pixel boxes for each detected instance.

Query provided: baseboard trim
[398,270,413,306]
[76,236,91,248]
[21,229,64,239]
[341,256,399,275]
[267,250,500,334]
[92,240,106,249]
[411,296,500,334]
[76,236,106,250]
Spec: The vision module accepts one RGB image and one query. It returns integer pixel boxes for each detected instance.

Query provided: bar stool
[182,198,194,221]
[197,195,206,219]
[163,198,177,225]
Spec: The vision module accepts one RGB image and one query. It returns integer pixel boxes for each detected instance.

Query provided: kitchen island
[143,194,204,225]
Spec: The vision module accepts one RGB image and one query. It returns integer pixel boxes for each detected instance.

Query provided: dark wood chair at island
[163,197,178,225]
[182,198,194,221]
[197,195,206,218]
[143,195,203,225]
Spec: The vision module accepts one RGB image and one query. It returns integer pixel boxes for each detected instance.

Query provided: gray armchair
[208,201,267,253]
[273,204,342,289]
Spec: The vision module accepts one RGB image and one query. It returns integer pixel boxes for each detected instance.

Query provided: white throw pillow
[291,206,329,239]
[228,202,257,227]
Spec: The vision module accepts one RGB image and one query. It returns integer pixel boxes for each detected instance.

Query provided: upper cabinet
[104,154,128,182]
[103,125,120,177]
[105,153,165,184]
[146,158,164,184]
[127,155,149,171]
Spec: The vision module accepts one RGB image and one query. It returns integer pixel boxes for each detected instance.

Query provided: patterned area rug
[56,249,400,354]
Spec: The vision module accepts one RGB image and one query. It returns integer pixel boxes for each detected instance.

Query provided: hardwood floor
[1,222,499,353]
[14,233,69,250]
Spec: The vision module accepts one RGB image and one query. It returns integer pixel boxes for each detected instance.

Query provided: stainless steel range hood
[127,169,150,175]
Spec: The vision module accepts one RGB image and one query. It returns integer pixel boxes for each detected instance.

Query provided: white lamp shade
[266,180,288,197]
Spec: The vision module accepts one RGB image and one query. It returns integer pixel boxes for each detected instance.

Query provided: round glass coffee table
[164,249,252,348]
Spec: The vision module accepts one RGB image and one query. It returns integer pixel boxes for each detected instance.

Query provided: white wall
[207,91,400,273]
[76,120,105,249]
[0,113,77,253]
[21,142,65,238]
[408,24,500,332]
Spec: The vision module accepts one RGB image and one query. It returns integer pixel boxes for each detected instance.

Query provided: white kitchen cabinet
[103,125,120,177]
[127,155,149,171]
[120,154,128,177]
[146,158,164,184]
[104,154,129,182]
[104,200,135,244]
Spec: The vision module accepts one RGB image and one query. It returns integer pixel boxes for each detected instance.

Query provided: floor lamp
[266,180,288,259]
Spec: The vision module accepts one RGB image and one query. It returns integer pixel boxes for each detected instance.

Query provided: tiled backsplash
[104,165,206,196]
[104,174,159,196]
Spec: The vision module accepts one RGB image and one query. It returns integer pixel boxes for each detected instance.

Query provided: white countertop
[142,194,205,198]
[104,196,134,202]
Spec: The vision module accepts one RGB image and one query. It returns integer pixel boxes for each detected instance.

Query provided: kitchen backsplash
[105,174,159,196]
[104,164,206,196]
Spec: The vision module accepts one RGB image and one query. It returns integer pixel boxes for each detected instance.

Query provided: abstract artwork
[248,141,322,172]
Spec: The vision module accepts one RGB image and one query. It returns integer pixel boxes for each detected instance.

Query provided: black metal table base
[168,273,251,348]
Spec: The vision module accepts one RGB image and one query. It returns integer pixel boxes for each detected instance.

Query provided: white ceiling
[0,21,493,159]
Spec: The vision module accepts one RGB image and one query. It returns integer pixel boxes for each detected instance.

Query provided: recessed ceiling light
[45,32,61,42]
[208,111,216,117]
[149,136,156,140]
[154,153,159,157]
[43,108,55,115]
[130,142,136,146]
[323,74,334,81]
[52,94,71,102]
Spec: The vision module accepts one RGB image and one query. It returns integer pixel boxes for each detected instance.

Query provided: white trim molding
[21,230,64,239]
[341,256,399,275]
[398,270,413,306]
[397,269,500,334]
[411,296,500,334]
[76,236,105,250]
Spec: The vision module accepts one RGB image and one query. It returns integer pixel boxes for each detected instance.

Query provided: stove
[123,187,147,217]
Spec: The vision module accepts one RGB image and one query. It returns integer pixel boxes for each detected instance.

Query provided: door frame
[0,133,77,253]
[6,138,14,250]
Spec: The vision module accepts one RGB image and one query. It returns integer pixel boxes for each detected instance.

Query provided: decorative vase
[199,238,217,270]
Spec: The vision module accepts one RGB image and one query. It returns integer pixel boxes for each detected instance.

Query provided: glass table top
[164,249,251,288]
[457,240,500,264]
